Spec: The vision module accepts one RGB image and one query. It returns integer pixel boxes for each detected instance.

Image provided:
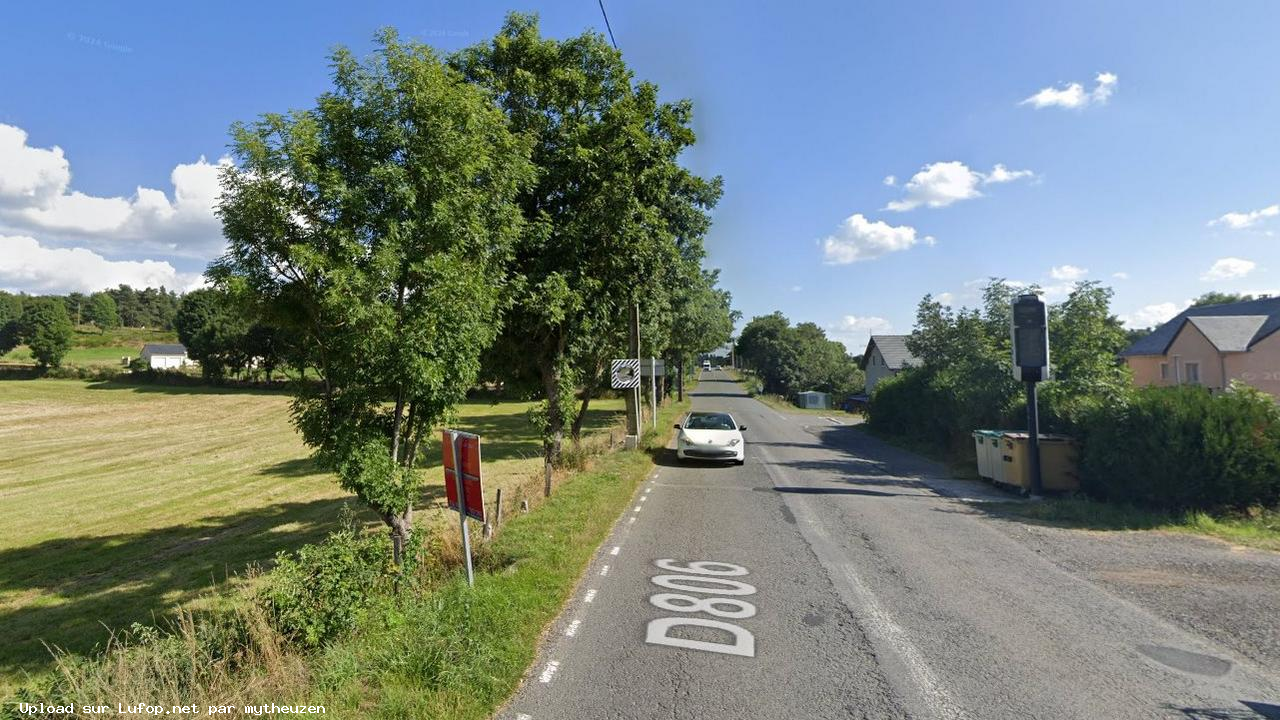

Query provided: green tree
[19,297,74,368]
[453,13,720,474]
[736,312,802,395]
[86,292,121,331]
[1192,291,1254,307]
[214,31,530,563]
[174,288,250,381]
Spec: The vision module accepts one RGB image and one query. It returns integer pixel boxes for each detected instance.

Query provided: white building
[861,335,919,395]
[141,343,190,369]
[795,390,831,409]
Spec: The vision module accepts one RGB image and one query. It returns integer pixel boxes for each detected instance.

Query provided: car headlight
[728,438,741,447]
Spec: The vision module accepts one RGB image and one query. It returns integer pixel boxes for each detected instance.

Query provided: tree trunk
[541,358,564,497]
[387,510,412,567]
[571,392,592,443]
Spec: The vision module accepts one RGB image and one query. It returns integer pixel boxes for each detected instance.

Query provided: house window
[1185,362,1200,385]
[1160,362,1169,380]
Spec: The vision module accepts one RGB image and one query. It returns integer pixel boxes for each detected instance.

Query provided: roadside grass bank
[857,425,1280,552]
[984,498,1280,552]
[0,379,623,693]
[2,384,686,718]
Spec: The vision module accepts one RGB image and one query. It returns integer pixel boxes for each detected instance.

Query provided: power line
[597,0,618,49]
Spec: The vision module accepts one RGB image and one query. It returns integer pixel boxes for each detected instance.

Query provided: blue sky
[3,1,1280,352]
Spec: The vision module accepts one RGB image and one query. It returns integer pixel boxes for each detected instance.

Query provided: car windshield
[684,413,736,430]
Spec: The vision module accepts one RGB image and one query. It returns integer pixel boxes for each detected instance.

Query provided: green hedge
[1079,384,1280,511]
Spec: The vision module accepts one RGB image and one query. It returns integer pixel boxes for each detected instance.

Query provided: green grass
[1,326,177,367]
[985,497,1280,551]
[309,396,688,719]
[0,379,623,692]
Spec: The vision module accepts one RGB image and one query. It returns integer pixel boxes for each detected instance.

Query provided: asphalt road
[500,370,1280,720]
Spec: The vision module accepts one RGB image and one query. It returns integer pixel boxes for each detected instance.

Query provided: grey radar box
[1011,294,1049,382]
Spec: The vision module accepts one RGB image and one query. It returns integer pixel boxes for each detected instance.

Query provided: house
[861,335,920,395]
[795,390,831,409]
[140,343,190,369]
[1120,296,1280,396]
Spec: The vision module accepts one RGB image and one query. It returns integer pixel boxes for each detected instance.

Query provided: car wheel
[734,459,745,466]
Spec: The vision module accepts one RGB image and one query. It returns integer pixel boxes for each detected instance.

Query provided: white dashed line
[600,565,610,576]
[516,714,532,720]
[584,589,598,603]
[610,546,621,555]
[633,505,642,512]
[644,487,652,494]
[565,619,582,637]
[639,495,647,502]
[628,516,636,524]
[538,661,560,683]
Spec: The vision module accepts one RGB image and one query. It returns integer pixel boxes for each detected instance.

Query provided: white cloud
[885,161,1034,211]
[829,315,892,354]
[1021,71,1118,110]
[0,234,205,294]
[0,122,229,257]
[1201,257,1257,281]
[935,292,955,305]
[1112,271,1129,280]
[1049,264,1088,281]
[882,175,896,186]
[1120,301,1186,329]
[821,214,925,264]
[1209,204,1279,230]
[791,285,803,292]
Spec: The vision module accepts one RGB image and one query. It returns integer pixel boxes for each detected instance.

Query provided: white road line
[610,546,621,555]
[584,589,597,603]
[754,444,968,720]
[639,495,647,502]
[565,619,582,637]
[538,661,560,683]
[515,714,532,720]
[600,564,610,576]
[644,487,652,494]
[634,505,643,512]
[628,516,636,524]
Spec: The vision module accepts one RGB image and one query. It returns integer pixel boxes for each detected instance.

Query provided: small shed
[795,390,831,409]
[141,343,190,369]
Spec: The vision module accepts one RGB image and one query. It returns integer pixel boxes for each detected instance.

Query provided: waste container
[998,433,1079,492]
[971,430,1004,481]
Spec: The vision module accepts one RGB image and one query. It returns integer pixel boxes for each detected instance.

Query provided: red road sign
[443,430,486,522]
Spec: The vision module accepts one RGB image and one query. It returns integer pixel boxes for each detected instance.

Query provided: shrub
[1079,383,1280,510]
[259,516,394,648]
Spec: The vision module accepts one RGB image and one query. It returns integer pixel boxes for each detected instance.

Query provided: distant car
[674,411,746,465]
[702,360,711,370]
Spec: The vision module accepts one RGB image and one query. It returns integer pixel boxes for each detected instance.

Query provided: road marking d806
[645,559,756,657]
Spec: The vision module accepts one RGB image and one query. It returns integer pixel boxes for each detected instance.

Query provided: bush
[1079,383,1280,510]
[260,516,394,648]
[867,366,1021,457]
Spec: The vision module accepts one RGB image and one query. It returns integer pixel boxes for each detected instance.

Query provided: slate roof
[1121,296,1280,356]
[865,335,920,370]
[141,343,188,356]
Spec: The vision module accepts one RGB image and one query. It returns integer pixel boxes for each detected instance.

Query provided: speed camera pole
[1011,293,1049,497]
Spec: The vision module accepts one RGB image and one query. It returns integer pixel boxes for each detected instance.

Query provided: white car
[674,411,746,465]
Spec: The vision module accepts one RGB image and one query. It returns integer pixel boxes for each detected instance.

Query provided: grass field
[1,326,178,367]
[0,379,623,692]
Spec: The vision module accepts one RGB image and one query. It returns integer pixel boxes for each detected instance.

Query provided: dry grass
[0,379,623,692]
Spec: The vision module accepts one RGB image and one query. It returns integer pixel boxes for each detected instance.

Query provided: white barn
[141,343,190,369]
[795,390,831,409]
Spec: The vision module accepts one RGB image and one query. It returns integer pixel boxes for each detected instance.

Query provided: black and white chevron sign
[610,358,641,389]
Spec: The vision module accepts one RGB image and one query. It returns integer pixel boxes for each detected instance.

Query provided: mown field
[0,379,623,692]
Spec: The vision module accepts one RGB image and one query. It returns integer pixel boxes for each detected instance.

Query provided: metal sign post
[444,429,485,586]
[1011,294,1050,497]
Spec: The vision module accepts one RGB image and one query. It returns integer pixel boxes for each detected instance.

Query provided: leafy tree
[214,31,530,563]
[736,312,801,394]
[86,292,121,331]
[1042,282,1130,424]
[19,297,74,368]
[0,290,23,326]
[175,288,250,380]
[1192,291,1254,307]
[0,320,20,356]
[453,13,720,472]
